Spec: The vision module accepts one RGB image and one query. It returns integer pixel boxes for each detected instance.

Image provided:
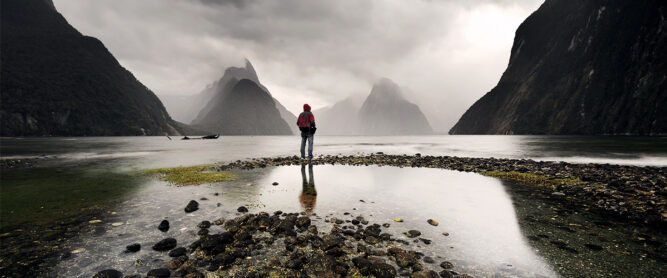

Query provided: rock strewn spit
[218,154,666,228]
[140,211,462,278]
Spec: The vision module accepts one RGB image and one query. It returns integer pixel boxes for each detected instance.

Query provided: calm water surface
[53,165,562,277]
[1,135,666,169]
[1,136,665,277]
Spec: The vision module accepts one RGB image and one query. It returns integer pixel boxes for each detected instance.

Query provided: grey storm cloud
[53,0,543,131]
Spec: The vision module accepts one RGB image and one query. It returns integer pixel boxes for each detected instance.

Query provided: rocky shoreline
[95,207,467,278]
[218,154,666,228]
[0,158,40,169]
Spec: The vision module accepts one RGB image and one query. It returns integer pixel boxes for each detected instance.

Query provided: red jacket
[297,104,315,128]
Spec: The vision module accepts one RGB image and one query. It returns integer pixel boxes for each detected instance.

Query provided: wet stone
[168,247,187,257]
[439,270,454,278]
[158,220,169,232]
[439,261,453,269]
[92,269,123,278]
[237,206,249,213]
[184,200,199,213]
[125,243,141,253]
[152,238,177,251]
[146,268,171,277]
[412,270,440,278]
[427,219,439,226]
[198,220,211,229]
[295,216,311,228]
[166,258,182,270]
[369,262,397,278]
[406,230,421,238]
[423,256,435,264]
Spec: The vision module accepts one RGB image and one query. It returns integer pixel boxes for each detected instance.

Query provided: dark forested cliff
[1,0,182,136]
[450,0,666,135]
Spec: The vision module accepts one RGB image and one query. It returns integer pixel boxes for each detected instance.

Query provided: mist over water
[2,136,665,168]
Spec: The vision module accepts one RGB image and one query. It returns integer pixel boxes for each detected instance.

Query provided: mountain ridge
[449,0,667,135]
[1,0,183,136]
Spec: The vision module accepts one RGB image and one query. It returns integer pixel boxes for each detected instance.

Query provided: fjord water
[2,135,666,169]
[1,136,666,277]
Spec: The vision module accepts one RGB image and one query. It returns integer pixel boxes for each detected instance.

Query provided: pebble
[394,218,404,222]
[158,220,170,232]
[126,243,141,253]
[440,261,454,269]
[92,269,123,278]
[184,200,199,213]
[405,230,421,238]
[427,219,439,226]
[152,238,177,251]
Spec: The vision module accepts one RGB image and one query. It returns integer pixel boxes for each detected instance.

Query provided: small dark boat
[181,134,219,140]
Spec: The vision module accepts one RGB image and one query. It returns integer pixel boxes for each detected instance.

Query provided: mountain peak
[358,79,432,135]
[220,59,259,84]
[369,78,405,100]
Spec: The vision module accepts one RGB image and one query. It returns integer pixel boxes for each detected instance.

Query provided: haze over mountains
[185,61,294,135]
[314,78,433,136]
[160,60,433,136]
[1,0,183,136]
[450,0,667,135]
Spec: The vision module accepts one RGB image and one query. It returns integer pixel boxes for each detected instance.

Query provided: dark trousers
[300,132,313,159]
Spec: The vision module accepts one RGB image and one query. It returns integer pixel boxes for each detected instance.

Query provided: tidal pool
[6,164,658,278]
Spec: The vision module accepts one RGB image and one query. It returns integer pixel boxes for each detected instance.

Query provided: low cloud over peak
[53,0,542,131]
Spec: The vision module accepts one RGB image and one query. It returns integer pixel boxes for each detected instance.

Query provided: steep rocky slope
[450,0,666,135]
[1,0,182,136]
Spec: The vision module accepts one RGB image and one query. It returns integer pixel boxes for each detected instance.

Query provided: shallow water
[51,165,557,277]
[47,165,664,278]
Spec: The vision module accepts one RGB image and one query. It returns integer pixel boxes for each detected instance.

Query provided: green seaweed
[142,165,235,186]
[481,171,584,189]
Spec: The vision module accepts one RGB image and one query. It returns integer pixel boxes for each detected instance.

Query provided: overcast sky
[54,0,543,131]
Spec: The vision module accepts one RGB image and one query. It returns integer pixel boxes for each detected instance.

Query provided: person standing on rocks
[297,104,316,160]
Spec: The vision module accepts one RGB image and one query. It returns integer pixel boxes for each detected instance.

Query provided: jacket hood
[303,104,311,112]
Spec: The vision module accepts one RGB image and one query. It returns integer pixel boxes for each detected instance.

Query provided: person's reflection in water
[299,163,317,215]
